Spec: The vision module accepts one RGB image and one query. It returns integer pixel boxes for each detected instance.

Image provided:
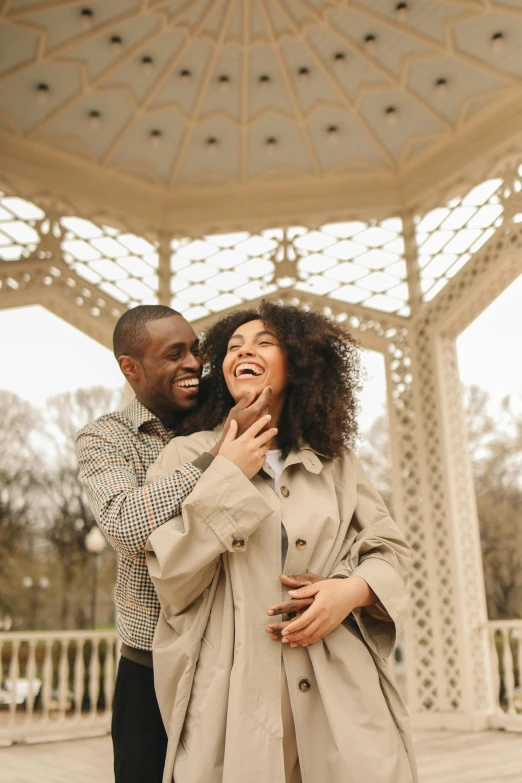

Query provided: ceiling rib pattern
[1,0,522,189]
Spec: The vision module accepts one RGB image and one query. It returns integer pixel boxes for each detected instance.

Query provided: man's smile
[173,374,200,394]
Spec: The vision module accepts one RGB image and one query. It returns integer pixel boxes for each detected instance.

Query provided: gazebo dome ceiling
[1,0,522,226]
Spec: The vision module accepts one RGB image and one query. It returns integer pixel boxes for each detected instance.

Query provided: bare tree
[357,412,392,508]
[464,387,522,619]
[0,392,44,622]
[42,386,123,628]
[0,386,123,629]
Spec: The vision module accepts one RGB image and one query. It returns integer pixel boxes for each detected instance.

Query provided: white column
[389,318,494,728]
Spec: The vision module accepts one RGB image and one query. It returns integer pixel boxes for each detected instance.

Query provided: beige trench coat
[145,428,418,783]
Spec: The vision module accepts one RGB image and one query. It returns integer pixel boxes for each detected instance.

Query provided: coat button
[280,486,290,498]
[232,537,245,549]
[298,679,311,693]
[295,538,307,550]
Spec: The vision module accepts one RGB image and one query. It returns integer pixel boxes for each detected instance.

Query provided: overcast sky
[0,273,520,433]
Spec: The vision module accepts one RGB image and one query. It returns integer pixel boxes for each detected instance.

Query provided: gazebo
[1,0,522,738]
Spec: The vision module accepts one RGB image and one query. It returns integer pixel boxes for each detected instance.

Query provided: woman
[145,301,418,783]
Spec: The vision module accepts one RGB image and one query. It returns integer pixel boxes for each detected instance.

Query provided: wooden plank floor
[415,730,522,782]
[0,730,521,783]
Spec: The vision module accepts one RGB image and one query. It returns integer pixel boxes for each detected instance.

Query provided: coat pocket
[181,631,220,752]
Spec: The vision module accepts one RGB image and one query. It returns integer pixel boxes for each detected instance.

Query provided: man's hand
[265,574,325,640]
[232,386,272,437]
[218,416,277,480]
[210,387,272,459]
[265,575,376,647]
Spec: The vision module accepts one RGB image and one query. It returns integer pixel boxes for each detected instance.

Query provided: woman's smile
[234,362,266,380]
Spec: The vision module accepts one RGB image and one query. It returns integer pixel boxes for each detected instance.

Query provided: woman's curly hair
[185,300,362,460]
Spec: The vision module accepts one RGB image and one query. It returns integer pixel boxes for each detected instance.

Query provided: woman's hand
[218,416,277,480]
[266,576,376,647]
[209,387,272,457]
[265,574,324,640]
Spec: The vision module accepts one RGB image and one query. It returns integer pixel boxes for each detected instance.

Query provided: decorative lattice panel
[411,319,464,711]
[60,217,159,308]
[170,218,409,321]
[0,194,44,262]
[408,219,522,716]
[430,228,522,341]
[415,178,505,303]
[0,191,160,311]
[438,337,492,713]
[382,322,441,713]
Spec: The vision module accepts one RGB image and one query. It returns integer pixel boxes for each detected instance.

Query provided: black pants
[112,656,168,783]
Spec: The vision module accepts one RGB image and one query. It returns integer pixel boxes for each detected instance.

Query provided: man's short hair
[113,305,181,359]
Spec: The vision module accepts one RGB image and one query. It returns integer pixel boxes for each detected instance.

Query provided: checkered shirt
[76,397,202,651]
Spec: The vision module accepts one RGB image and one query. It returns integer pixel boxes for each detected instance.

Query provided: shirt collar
[282,447,324,474]
[123,397,162,434]
[261,445,325,478]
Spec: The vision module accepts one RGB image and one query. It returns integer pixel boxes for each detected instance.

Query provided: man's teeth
[235,363,264,378]
[175,378,200,387]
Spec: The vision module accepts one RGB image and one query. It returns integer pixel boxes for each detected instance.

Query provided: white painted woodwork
[0,631,119,746]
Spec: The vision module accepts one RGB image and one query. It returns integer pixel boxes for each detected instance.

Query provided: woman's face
[222,319,288,404]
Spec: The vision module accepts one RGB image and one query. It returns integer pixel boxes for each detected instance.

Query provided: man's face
[138,315,202,414]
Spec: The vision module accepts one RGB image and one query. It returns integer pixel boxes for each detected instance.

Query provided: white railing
[2,624,520,745]
[0,630,119,746]
[487,620,522,732]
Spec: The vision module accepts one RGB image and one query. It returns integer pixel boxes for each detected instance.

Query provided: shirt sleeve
[328,453,411,658]
[76,429,203,560]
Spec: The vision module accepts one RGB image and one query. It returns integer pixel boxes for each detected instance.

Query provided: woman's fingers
[239,414,272,440]
[280,604,319,636]
[221,419,237,444]
[266,598,313,616]
[254,426,279,448]
[264,618,294,639]
[265,574,323,619]
[266,616,330,646]
[284,618,323,646]
[287,583,321,600]
[302,621,331,646]
[288,620,329,647]
[236,414,278,453]
[265,579,355,648]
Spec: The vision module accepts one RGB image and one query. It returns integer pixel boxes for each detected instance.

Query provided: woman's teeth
[175,378,200,387]
[235,363,265,378]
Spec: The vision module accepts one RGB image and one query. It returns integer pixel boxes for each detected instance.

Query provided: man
[76,305,272,783]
